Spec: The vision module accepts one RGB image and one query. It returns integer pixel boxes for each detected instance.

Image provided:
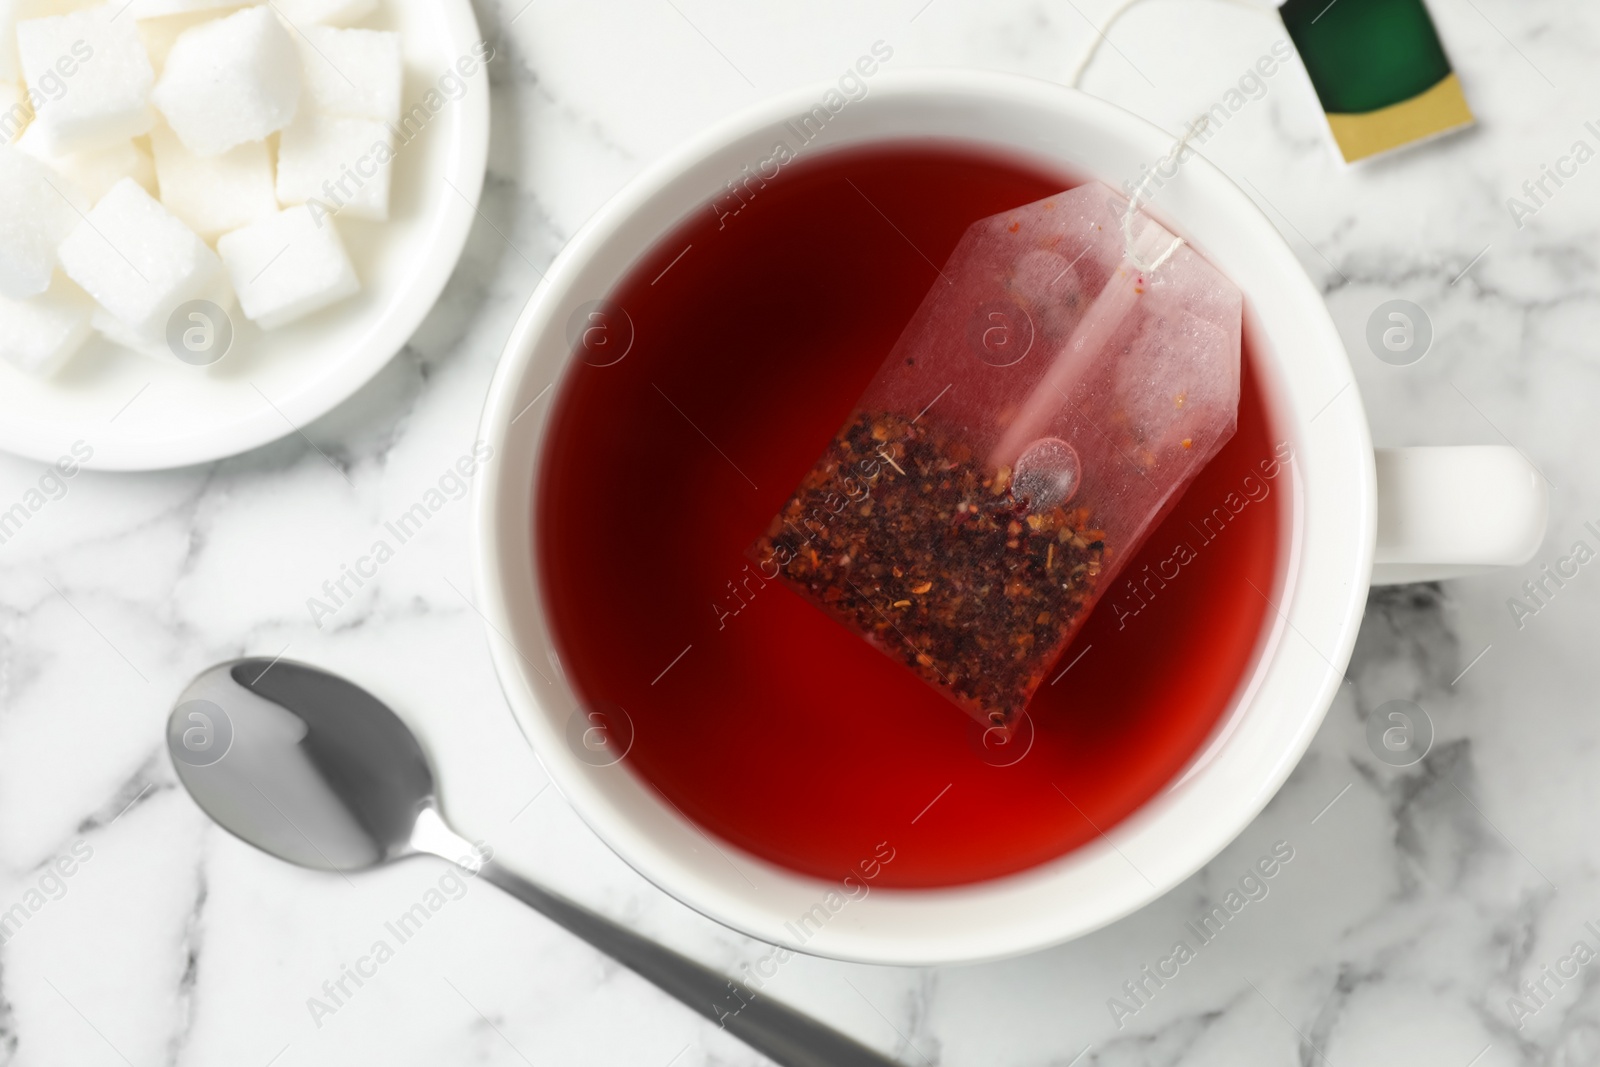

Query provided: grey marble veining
[0,0,1594,1064]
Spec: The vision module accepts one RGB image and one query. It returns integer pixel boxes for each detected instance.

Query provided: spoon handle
[478,860,900,1067]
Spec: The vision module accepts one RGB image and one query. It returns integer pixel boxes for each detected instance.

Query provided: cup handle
[1372,446,1547,585]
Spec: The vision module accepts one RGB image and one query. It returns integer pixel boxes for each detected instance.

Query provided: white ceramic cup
[473,69,1546,966]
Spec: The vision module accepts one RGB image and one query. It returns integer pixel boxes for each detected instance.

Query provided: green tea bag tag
[1279,0,1474,163]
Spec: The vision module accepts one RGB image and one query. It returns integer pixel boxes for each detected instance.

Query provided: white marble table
[2,0,1595,1063]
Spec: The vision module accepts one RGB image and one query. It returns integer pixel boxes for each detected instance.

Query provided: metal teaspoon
[166,658,897,1067]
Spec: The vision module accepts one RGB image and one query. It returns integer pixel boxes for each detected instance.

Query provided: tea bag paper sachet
[750,182,1242,732]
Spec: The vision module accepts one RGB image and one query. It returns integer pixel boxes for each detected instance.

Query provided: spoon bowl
[165,657,897,1067]
[169,659,440,873]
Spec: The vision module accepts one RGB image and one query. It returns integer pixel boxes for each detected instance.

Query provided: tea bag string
[1120,115,1208,275]
[1066,0,1278,88]
[1066,0,1273,273]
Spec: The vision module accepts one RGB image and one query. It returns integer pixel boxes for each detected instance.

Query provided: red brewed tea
[537,143,1286,888]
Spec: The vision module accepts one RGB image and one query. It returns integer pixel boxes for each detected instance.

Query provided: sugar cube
[19,125,156,201]
[297,26,401,122]
[0,81,26,144]
[0,273,93,375]
[217,205,358,329]
[124,0,263,18]
[151,5,300,156]
[149,123,277,238]
[58,177,226,340]
[138,9,230,72]
[271,0,376,28]
[92,306,184,359]
[0,145,83,299]
[90,246,234,360]
[276,110,391,220]
[17,6,155,154]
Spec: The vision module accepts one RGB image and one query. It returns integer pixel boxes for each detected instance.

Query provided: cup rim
[473,67,1374,965]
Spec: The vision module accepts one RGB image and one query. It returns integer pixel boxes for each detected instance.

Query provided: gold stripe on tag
[1326,73,1475,163]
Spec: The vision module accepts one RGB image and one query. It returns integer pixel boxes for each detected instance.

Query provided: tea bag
[750,182,1242,731]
